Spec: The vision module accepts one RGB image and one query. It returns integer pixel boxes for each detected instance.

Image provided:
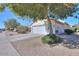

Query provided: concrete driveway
[0,31,42,56]
[1,31,79,56]
[11,34,79,56]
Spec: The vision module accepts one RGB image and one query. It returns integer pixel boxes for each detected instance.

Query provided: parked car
[76,30,79,32]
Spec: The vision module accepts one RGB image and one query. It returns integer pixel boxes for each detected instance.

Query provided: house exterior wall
[55,25,64,34]
[31,19,70,35]
[51,24,64,34]
[51,22,71,34]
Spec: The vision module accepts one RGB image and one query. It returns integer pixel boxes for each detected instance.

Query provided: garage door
[32,25,48,34]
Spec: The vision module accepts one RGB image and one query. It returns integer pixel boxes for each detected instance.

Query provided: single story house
[31,18,70,35]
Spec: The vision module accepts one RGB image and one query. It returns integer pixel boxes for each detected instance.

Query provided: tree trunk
[47,17,54,35]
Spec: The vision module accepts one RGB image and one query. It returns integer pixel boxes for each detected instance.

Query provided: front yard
[11,34,79,56]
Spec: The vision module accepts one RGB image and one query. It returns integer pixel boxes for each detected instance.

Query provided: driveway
[11,34,79,56]
[0,31,42,56]
[1,31,79,56]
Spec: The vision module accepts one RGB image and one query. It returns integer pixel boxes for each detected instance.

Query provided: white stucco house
[31,18,70,35]
[31,19,49,35]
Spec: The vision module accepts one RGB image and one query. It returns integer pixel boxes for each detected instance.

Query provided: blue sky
[0,7,79,28]
[64,16,79,26]
[0,7,33,28]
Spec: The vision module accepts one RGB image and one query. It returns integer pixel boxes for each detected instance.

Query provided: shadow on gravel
[48,34,79,49]
[62,39,79,49]
[60,34,79,49]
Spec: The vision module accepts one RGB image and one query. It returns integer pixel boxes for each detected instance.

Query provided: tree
[4,19,19,31]
[6,4,78,34]
[17,25,27,34]
[72,25,79,32]
[0,4,5,12]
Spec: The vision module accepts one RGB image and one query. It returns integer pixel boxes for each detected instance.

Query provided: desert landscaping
[0,3,79,56]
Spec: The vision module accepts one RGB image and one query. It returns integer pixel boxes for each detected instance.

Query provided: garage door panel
[32,26,47,34]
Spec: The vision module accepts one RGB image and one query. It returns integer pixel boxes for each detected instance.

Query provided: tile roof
[50,18,70,27]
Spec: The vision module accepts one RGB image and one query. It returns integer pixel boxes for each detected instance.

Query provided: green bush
[41,34,62,44]
[71,25,79,32]
[17,25,26,34]
[64,29,74,35]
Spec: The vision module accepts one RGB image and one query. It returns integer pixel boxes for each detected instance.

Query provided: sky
[64,16,79,26]
[0,7,33,28]
[0,7,79,28]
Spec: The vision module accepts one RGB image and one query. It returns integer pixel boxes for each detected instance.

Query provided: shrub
[17,25,26,34]
[64,29,74,35]
[71,25,79,32]
[41,34,62,45]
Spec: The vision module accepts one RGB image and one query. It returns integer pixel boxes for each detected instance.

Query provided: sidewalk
[8,33,42,42]
[0,33,19,56]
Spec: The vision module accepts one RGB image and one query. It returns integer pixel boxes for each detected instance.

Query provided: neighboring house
[31,18,70,35]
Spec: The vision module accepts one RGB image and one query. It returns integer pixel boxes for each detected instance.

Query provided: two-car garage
[31,25,48,35]
[31,20,48,35]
